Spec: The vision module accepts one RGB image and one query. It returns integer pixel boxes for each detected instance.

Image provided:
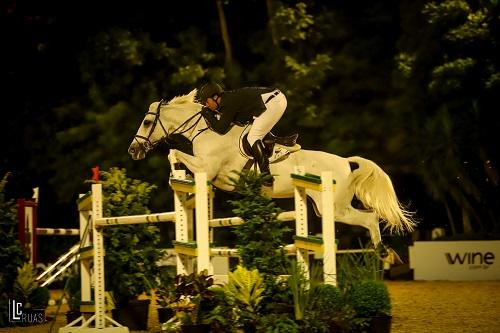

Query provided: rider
[198,82,288,186]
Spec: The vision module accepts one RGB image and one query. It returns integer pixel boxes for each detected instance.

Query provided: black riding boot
[251,139,273,186]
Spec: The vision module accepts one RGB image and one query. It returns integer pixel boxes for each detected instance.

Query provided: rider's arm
[201,106,233,134]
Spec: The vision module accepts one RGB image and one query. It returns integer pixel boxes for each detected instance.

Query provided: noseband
[132,100,205,153]
[132,100,169,152]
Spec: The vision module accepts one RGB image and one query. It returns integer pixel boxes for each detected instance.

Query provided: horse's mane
[168,89,199,107]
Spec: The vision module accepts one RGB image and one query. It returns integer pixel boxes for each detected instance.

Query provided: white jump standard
[292,167,337,285]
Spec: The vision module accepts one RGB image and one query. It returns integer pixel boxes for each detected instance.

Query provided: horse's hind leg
[336,207,388,257]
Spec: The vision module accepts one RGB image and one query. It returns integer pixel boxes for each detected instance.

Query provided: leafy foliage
[336,247,385,292]
[224,265,265,321]
[97,167,162,305]
[155,267,176,308]
[394,0,500,235]
[348,280,392,318]
[165,270,217,326]
[0,173,28,327]
[255,313,300,333]
[13,263,38,305]
[12,263,50,309]
[64,271,82,312]
[229,170,290,277]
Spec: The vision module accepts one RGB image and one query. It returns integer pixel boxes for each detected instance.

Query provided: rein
[133,99,207,153]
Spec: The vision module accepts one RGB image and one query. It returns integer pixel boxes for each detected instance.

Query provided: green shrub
[348,280,391,318]
[336,243,385,292]
[64,271,81,312]
[12,263,50,310]
[29,286,50,309]
[256,313,299,333]
[96,167,161,305]
[229,170,290,278]
[311,284,343,314]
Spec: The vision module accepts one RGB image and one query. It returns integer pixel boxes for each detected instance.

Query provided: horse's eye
[144,120,152,126]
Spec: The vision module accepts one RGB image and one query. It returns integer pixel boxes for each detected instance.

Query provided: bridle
[132,99,206,153]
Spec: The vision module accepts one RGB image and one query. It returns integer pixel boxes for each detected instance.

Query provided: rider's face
[205,96,219,111]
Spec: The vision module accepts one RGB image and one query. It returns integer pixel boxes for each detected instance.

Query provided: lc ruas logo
[8,299,45,324]
[445,251,495,269]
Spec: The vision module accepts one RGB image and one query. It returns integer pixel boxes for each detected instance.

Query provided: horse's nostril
[129,147,135,154]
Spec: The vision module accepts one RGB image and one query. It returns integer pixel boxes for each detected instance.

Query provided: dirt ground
[1,280,499,333]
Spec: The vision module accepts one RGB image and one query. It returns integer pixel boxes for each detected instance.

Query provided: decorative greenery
[229,170,290,278]
[287,260,311,321]
[12,263,50,309]
[223,265,265,329]
[63,271,81,312]
[96,167,162,305]
[304,283,361,333]
[224,265,265,314]
[336,244,385,292]
[154,267,176,309]
[166,270,217,326]
[0,173,28,327]
[256,313,300,333]
[202,287,237,333]
[348,280,392,318]
[310,284,343,315]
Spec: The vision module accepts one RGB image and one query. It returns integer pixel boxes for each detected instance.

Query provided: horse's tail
[347,156,417,234]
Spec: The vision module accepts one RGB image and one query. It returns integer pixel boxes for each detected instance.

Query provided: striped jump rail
[36,228,80,235]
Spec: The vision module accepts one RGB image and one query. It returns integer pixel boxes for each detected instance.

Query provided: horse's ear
[187,89,198,102]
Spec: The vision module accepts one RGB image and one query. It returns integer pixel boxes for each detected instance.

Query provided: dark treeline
[2,0,499,239]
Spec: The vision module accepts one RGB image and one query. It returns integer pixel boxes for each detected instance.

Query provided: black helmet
[198,82,224,104]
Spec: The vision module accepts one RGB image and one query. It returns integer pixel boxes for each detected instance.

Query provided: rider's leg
[248,91,287,185]
[251,140,273,185]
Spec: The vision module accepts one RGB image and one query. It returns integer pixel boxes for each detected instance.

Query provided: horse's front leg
[168,149,219,180]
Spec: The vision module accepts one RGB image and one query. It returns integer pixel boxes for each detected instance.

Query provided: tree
[393,0,500,235]
[48,27,224,210]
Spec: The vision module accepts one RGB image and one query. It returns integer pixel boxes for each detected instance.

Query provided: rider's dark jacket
[201,87,275,134]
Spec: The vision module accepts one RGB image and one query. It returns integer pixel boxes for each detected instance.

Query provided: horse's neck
[193,122,244,153]
[166,106,205,141]
[186,114,210,141]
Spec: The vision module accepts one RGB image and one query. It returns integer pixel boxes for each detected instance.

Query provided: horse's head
[128,89,202,160]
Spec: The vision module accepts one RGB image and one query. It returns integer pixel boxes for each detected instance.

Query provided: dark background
[2,0,499,261]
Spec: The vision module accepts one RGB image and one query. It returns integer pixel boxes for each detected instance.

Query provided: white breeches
[247,90,287,146]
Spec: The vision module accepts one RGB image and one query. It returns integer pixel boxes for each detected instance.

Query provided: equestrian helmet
[198,82,224,104]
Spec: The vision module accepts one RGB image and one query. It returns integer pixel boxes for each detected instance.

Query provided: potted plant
[0,173,28,327]
[223,265,265,332]
[162,270,217,333]
[303,282,362,332]
[229,171,291,282]
[63,271,82,324]
[95,167,162,331]
[12,263,50,326]
[155,267,176,324]
[348,280,392,333]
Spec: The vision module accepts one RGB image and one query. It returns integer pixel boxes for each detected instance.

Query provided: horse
[128,89,416,252]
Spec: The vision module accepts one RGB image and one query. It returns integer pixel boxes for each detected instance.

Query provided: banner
[409,241,500,280]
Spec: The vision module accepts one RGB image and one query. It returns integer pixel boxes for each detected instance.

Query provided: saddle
[242,132,300,161]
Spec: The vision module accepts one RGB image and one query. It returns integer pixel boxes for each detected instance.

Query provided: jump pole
[18,195,80,267]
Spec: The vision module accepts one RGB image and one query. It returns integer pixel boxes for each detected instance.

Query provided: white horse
[128,89,416,252]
